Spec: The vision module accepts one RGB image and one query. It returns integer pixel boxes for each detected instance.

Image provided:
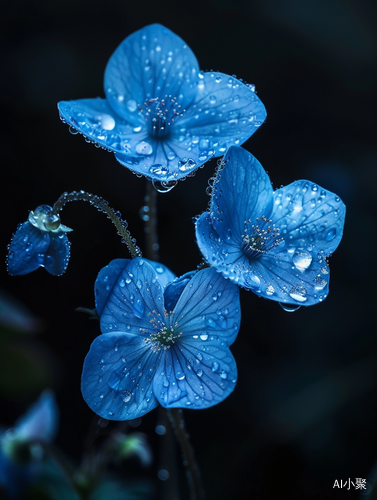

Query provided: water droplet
[200,333,208,341]
[177,373,186,380]
[149,164,168,177]
[292,249,312,271]
[136,141,153,155]
[266,285,275,296]
[133,125,142,133]
[69,125,78,135]
[127,99,137,112]
[152,180,178,193]
[220,370,227,379]
[325,228,336,241]
[212,361,219,372]
[209,95,217,104]
[279,303,301,312]
[196,369,203,377]
[288,286,308,302]
[122,390,132,403]
[314,276,327,289]
[178,158,196,172]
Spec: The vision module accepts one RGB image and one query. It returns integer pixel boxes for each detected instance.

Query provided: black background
[1,0,377,499]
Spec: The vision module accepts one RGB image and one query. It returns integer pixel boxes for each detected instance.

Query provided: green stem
[52,190,141,258]
[168,409,205,500]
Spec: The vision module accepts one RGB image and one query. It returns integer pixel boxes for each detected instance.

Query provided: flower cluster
[7,23,346,427]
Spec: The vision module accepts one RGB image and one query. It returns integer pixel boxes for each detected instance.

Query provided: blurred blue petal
[195,146,346,306]
[82,260,240,419]
[14,390,58,442]
[0,391,58,497]
[58,24,266,183]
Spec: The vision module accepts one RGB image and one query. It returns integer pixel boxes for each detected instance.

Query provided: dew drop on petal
[288,286,308,302]
[266,285,275,296]
[136,141,153,155]
[314,276,327,289]
[292,249,312,271]
[200,333,208,341]
[127,100,137,112]
[122,390,132,403]
[149,164,168,177]
[100,114,116,130]
[279,303,301,312]
[325,228,336,241]
[178,158,196,172]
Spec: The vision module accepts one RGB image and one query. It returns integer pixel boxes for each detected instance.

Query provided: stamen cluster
[241,215,283,259]
[138,96,185,138]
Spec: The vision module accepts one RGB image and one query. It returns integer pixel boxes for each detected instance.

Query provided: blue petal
[271,180,346,255]
[97,258,166,335]
[95,258,175,317]
[163,271,196,313]
[81,333,159,420]
[14,390,58,442]
[153,340,237,409]
[178,72,266,151]
[115,138,215,182]
[7,222,70,276]
[209,146,274,240]
[104,24,199,122]
[195,213,245,281]
[58,98,139,153]
[172,267,241,346]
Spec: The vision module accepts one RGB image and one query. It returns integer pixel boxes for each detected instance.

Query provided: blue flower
[0,390,58,497]
[195,146,346,307]
[81,257,240,420]
[58,24,266,187]
[7,205,72,276]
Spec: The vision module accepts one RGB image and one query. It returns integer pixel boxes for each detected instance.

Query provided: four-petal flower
[7,205,72,276]
[58,24,266,186]
[81,257,240,420]
[195,146,346,307]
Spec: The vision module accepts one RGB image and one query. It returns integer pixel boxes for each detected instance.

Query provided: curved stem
[168,409,205,500]
[52,190,141,258]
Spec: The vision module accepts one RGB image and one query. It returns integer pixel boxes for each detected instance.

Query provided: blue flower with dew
[195,146,346,308]
[0,390,58,497]
[7,205,72,276]
[58,24,266,190]
[81,257,240,420]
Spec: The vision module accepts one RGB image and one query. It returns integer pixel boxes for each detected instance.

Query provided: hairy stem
[52,190,141,258]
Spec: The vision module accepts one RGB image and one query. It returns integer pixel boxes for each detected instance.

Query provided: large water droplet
[314,276,327,290]
[127,100,137,112]
[178,158,196,172]
[100,114,116,130]
[122,390,132,403]
[149,164,168,177]
[292,249,312,271]
[152,180,178,193]
[136,141,153,155]
[288,286,308,302]
[279,303,301,312]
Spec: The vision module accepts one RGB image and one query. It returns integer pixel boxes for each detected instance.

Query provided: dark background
[1,0,377,499]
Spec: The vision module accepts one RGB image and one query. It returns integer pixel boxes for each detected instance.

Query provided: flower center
[241,215,283,259]
[138,96,184,139]
[144,310,182,353]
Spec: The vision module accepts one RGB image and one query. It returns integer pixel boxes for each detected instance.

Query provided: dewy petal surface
[209,146,273,240]
[154,340,237,409]
[7,222,70,276]
[178,72,266,148]
[173,267,240,346]
[104,24,199,123]
[97,258,168,335]
[271,180,346,255]
[81,333,159,420]
[95,258,175,317]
